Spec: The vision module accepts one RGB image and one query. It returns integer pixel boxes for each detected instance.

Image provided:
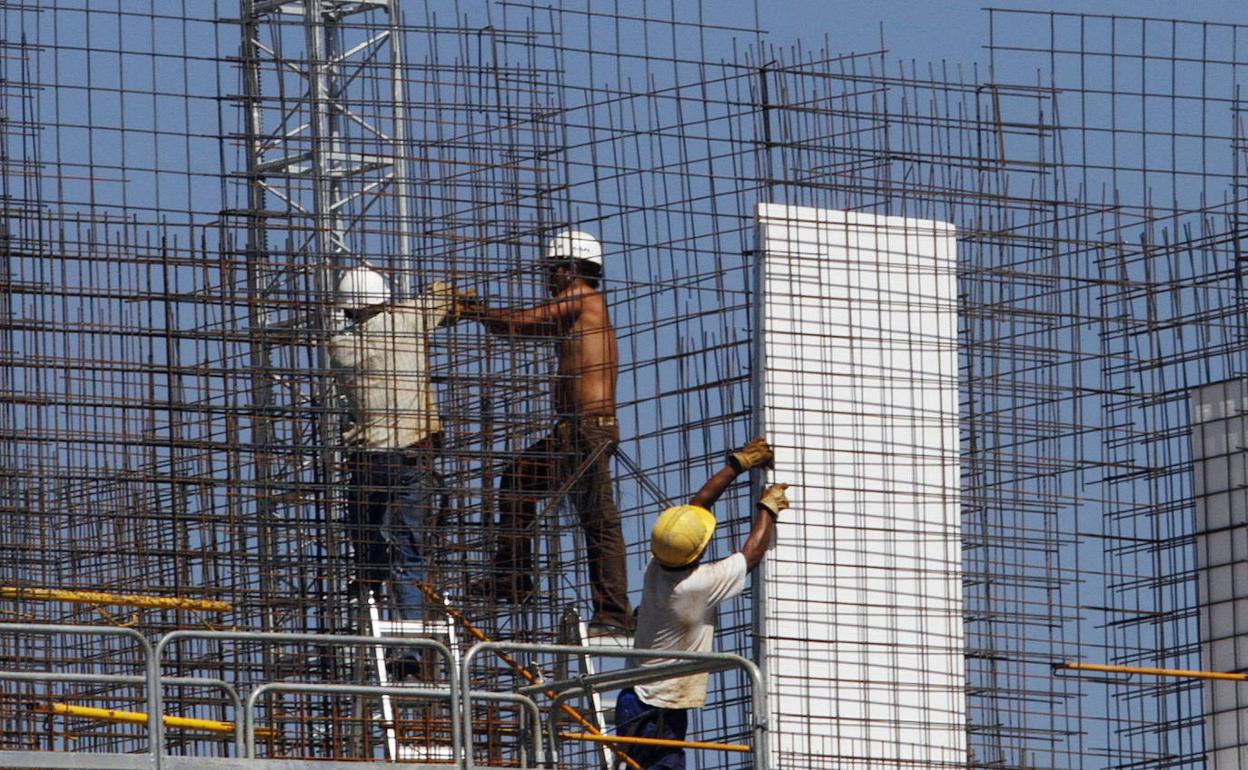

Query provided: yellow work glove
[427,280,455,297]
[758,483,790,517]
[730,436,774,472]
[446,286,481,318]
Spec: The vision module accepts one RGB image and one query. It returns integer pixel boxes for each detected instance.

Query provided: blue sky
[755,0,1247,62]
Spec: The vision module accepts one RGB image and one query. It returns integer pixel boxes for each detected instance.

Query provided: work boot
[465,574,535,604]
[387,649,439,683]
[587,613,635,639]
[386,656,423,684]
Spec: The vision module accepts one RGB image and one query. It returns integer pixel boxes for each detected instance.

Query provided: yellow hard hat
[651,505,717,567]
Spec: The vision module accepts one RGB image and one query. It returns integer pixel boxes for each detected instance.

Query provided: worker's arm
[462,287,581,336]
[391,281,462,329]
[740,484,789,571]
[690,465,739,509]
[689,436,773,509]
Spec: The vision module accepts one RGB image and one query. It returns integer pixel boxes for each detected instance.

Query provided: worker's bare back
[554,283,617,417]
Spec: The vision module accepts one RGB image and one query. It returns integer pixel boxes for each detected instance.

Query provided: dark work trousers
[347,449,445,626]
[494,415,633,630]
[614,687,688,770]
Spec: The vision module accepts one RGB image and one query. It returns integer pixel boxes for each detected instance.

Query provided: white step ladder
[367,591,459,762]
[559,608,633,770]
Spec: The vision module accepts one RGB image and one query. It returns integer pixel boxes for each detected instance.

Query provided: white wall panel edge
[753,204,964,769]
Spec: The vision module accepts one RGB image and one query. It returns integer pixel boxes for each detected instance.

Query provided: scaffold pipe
[1055,662,1248,681]
[1,587,231,612]
[33,702,274,737]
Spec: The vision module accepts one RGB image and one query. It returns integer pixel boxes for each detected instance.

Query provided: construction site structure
[4,1,1248,769]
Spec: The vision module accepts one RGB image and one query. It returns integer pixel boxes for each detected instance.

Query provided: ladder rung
[371,620,452,636]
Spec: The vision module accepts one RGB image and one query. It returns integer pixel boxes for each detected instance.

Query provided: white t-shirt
[632,552,749,709]
[328,283,452,450]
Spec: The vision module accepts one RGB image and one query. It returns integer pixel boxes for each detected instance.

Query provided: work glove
[453,288,483,316]
[730,436,774,472]
[427,280,455,298]
[758,483,790,517]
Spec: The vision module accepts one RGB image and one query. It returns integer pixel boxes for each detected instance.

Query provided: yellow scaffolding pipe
[561,731,752,753]
[1056,662,1248,682]
[33,702,275,737]
[1,587,231,613]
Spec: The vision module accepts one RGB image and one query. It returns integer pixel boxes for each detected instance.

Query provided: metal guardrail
[1,624,459,769]
[461,641,768,770]
[0,624,161,762]
[0,624,769,769]
[242,682,456,759]
[156,630,459,764]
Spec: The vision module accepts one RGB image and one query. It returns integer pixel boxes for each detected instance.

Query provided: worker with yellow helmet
[616,436,791,769]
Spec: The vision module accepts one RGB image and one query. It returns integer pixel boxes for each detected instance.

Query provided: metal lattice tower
[235,0,415,633]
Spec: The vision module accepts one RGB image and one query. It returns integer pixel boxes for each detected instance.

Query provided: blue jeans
[614,687,687,770]
[348,450,444,620]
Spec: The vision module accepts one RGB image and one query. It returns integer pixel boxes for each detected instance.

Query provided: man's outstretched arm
[689,436,773,509]
[461,287,582,336]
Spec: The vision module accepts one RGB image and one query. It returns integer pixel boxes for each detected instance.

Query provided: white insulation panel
[1190,379,1248,770]
[755,203,965,768]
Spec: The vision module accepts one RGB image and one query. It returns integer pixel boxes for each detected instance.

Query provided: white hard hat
[545,229,603,266]
[336,265,391,310]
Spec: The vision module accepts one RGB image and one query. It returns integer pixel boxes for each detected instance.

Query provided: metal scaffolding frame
[4,2,1248,769]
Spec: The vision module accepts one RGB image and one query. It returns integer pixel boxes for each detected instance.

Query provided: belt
[406,433,442,450]
[348,433,440,461]
[563,414,617,428]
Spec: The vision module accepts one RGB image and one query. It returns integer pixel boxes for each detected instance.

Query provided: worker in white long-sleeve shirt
[617,436,790,770]
[327,265,467,678]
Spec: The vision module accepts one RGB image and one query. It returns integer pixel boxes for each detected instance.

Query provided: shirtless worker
[461,229,633,635]
[617,436,788,769]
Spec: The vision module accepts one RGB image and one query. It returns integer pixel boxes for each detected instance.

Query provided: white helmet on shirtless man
[546,229,603,265]
[544,229,605,290]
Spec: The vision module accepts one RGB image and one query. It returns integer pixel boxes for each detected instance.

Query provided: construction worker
[327,264,464,668]
[461,229,633,635]
[616,436,787,770]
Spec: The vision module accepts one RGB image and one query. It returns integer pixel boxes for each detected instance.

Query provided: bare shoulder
[559,282,599,300]
[567,283,608,314]
[551,283,601,311]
